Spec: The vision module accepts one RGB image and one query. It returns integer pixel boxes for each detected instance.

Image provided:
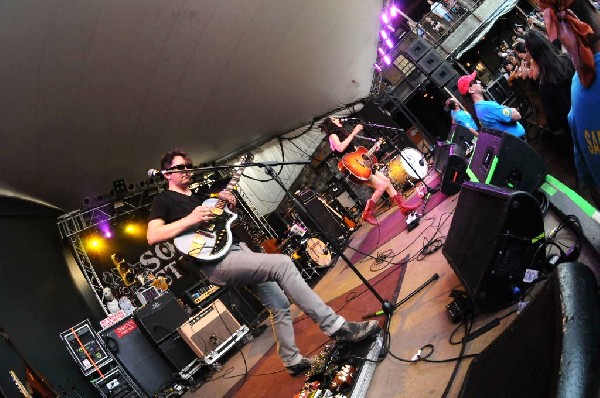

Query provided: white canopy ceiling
[0,0,382,211]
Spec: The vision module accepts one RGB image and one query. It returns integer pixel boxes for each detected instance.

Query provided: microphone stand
[182,160,396,316]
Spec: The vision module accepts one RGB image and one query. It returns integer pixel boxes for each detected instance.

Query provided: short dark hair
[160,149,190,170]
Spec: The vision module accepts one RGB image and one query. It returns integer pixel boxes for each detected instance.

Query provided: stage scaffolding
[57,188,161,314]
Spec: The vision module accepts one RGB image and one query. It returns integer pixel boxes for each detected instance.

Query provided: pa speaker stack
[443,182,545,310]
[468,129,546,193]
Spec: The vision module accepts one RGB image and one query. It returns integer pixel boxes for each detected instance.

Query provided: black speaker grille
[459,277,561,398]
[443,182,544,309]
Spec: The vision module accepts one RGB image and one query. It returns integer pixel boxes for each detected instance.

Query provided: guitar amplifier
[177,299,240,359]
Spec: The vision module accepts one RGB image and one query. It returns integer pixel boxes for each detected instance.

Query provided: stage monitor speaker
[432,142,467,196]
[459,262,600,398]
[134,291,189,344]
[417,49,444,74]
[405,37,431,62]
[468,129,547,193]
[442,182,544,309]
[178,299,241,359]
[295,189,346,242]
[101,317,174,396]
[431,62,458,87]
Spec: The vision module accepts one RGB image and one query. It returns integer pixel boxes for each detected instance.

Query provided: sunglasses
[167,163,194,171]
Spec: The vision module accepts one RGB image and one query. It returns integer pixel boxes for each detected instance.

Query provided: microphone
[340,117,362,123]
[147,168,162,177]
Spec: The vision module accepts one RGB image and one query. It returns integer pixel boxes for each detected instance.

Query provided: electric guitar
[9,370,32,398]
[1,329,59,398]
[174,155,251,262]
[338,138,384,181]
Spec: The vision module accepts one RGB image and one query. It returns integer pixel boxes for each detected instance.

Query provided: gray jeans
[199,243,345,367]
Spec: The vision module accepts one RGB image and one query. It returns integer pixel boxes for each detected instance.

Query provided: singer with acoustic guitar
[320,117,420,225]
[146,150,379,377]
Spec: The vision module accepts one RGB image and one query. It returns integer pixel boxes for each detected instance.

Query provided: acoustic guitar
[338,138,384,181]
[1,329,59,398]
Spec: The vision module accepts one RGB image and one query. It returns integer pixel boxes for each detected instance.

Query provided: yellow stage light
[86,236,105,251]
[124,223,139,235]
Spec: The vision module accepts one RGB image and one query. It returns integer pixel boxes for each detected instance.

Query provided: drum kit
[379,147,429,190]
[282,219,333,270]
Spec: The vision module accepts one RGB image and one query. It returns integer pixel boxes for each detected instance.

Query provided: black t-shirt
[148,190,239,244]
[148,190,209,224]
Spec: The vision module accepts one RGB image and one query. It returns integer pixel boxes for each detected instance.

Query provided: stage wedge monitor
[442,182,544,309]
[459,262,600,398]
[468,129,546,192]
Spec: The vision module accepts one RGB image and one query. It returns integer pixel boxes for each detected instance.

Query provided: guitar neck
[9,370,32,398]
[364,138,383,157]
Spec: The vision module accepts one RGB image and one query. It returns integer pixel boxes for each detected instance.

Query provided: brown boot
[362,199,378,225]
[392,194,421,215]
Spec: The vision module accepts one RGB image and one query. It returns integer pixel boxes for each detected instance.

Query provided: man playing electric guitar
[320,117,420,225]
[147,150,379,377]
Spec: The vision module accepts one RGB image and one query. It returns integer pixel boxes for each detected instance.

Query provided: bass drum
[386,148,428,186]
[291,237,332,268]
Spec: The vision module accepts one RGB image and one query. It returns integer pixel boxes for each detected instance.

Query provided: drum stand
[364,122,439,197]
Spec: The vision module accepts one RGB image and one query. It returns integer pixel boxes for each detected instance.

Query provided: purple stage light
[383,55,391,65]
[373,63,382,72]
[380,30,389,40]
[386,38,393,49]
[386,24,395,32]
[378,47,385,56]
[390,5,400,17]
[381,13,389,24]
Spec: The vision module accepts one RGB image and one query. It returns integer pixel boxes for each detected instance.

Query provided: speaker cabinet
[468,129,547,192]
[405,37,431,62]
[459,262,600,398]
[101,317,174,396]
[417,49,444,74]
[449,125,476,150]
[432,142,467,195]
[443,182,544,309]
[444,74,462,100]
[294,189,346,242]
[178,300,241,359]
[134,291,189,344]
[431,62,458,87]
[158,333,198,372]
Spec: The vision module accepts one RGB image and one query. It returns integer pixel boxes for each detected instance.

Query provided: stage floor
[184,184,598,398]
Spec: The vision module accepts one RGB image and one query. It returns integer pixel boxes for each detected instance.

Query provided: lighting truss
[57,186,163,314]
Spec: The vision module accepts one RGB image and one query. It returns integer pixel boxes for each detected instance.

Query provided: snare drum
[386,148,428,186]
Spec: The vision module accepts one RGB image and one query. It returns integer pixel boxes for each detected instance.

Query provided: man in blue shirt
[458,71,526,138]
[446,97,479,135]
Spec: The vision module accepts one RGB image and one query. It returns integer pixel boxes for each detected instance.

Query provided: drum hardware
[289,236,333,268]
[373,123,438,198]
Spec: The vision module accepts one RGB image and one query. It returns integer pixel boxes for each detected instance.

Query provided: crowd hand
[188,205,215,225]
[219,190,237,209]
